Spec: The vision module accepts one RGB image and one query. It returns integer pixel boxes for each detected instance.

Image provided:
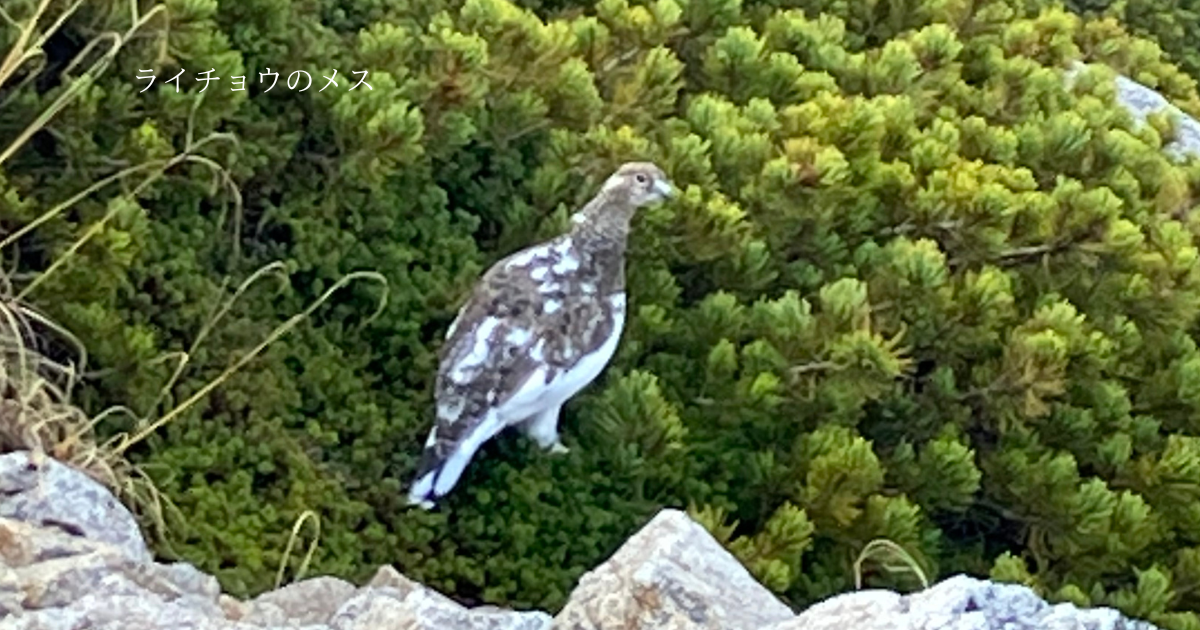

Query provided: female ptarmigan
[407,162,676,509]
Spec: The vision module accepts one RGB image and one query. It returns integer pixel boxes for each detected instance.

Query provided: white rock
[1065,62,1200,161]
[552,508,795,630]
[766,574,1159,630]
[0,451,150,563]
[241,576,357,625]
[329,581,552,630]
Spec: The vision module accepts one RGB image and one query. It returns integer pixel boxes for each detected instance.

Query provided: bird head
[600,161,676,208]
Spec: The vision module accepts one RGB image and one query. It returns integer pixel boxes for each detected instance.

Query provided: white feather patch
[553,239,574,256]
[432,408,506,497]
[448,317,501,384]
[552,253,580,274]
[506,327,531,346]
[504,247,543,269]
[408,407,509,506]
[437,396,465,423]
[489,292,626,429]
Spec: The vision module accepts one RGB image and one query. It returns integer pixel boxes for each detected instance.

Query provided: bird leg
[522,404,570,454]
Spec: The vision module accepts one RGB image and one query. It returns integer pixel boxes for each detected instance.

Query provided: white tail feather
[406,409,505,509]
[433,444,475,497]
[406,470,438,510]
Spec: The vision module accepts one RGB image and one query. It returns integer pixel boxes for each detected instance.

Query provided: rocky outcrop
[771,574,1157,630]
[553,509,794,630]
[0,449,1161,630]
[0,450,150,564]
[0,455,554,630]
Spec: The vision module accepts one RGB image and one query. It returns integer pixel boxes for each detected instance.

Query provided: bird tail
[406,430,480,510]
[406,445,447,509]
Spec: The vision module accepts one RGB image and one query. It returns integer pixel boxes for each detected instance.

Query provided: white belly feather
[494,293,626,426]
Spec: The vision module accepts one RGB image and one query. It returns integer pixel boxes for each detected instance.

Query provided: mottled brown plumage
[407,162,675,509]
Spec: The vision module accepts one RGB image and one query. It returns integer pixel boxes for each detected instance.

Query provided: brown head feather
[571,161,675,246]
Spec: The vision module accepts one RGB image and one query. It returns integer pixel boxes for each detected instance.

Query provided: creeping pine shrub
[6,0,1200,628]
[1060,0,1200,85]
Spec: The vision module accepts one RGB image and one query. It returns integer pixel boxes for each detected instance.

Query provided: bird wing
[425,236,578,454]
[406,283,542,505]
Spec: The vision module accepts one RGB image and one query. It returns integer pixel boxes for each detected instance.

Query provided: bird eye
[635,174,647,184]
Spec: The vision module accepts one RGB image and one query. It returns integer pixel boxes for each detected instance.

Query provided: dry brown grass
[0,2,389,578]
[854,538,930,591]
[0,260,181,541]
[0,266,105,475]
[1,0,195,543]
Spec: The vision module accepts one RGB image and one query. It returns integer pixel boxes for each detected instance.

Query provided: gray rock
[0,517,220,613]
[0,450,150,563]
[15,550,142,608]
[0,517,104,615]
[131,562,223,602]
[0,563,23,615]
[768,574,1158,630]
[1066,61,1200,161]
[0,507,553,630]
[330,585,552,630]
[219,594,248,620]
[0,514,103,567]
[0,491,1164,630]
[552,508,795,630]
[241,576,357,625]
[328,588,412,630]
[399,587,552,630]
[8,591,200,630]
[766,589,900,630]
[367,565,424,599]
[6,591,329,630]
[1112,74,1200,160]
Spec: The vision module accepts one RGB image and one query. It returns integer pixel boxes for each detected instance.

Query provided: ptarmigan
[406,162,676,509]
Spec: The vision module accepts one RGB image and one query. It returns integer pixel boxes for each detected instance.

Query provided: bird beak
[653,178,676,199]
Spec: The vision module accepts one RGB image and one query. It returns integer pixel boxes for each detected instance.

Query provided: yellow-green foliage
[1060,0,1200,86]
[5,0,1200,627]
